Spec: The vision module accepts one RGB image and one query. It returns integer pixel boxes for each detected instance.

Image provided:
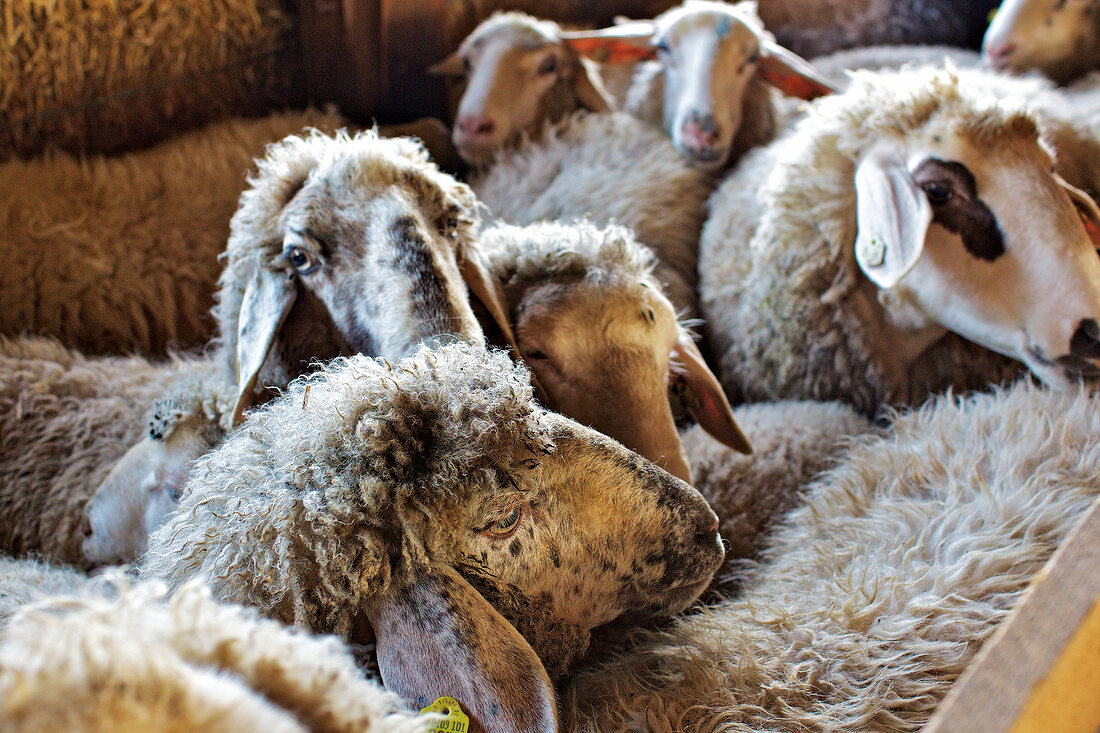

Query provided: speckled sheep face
[450,415,724,630]
[853,122,1100,389]
[983,0,1100,84]
[654,3,763,170]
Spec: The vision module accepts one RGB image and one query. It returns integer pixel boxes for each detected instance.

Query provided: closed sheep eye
[482,502,527,538]
[653,38,670,55]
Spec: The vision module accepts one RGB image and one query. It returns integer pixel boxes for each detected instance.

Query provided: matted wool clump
[1,0,294,160]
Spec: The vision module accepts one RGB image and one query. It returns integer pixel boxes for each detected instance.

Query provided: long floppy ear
[854,150,932,289]
[573,56,614,112]
[670,329,752,454]
[560,22,657,64]
[369,564,557,733]
[757,40,838,100]
[459,249,550,403]
[428,50,466,77]
[232,267,296,427]
[1055,173,1100,248]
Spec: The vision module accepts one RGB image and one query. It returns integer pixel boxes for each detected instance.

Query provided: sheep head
[482,221,751,485]
[562,0,836,171]
[215,129,521,426]
[837,70,1100,389]
[430,12,614,167]
[141,342,724,733]
[983,0,1100,85]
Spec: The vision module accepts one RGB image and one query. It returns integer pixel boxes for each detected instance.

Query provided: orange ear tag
[421,696,471,733]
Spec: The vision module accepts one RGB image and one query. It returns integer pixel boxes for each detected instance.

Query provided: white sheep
[141,340,725,732]
[699,66,1100,417]
[0,574,427,732]
[983,0,1100,84]
[564,379,1100,732]
[437,5,833,172]
[1,129,504,568]
[428,11,617,166]
[0,556,89,623]
[564,0,837,172]
[0,109,348,357]
[478,219,752,484]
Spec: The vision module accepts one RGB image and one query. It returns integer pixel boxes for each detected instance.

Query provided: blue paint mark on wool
[715,15,732,39]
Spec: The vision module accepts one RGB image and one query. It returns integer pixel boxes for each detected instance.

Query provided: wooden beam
[923,496,1100,733]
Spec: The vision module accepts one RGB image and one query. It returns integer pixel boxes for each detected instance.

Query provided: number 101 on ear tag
[421,696,471,732]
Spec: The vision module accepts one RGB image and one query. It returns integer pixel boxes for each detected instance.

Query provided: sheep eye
[746,51,761,64]
[284,245,318,274]
[486,504,524,538]
[538,55,559,75]
[523,348,548,360]
[922,182,952,205]
[442,217,460,239]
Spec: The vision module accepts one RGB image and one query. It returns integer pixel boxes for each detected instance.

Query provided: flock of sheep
[2,0,1100,730]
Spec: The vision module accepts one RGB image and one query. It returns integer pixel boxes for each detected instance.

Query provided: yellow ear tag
[420,696,471,733]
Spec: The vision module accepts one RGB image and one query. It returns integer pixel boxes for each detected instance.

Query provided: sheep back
[471,110,713,317]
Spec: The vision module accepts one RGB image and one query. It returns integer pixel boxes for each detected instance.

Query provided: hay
[1,0,296,160]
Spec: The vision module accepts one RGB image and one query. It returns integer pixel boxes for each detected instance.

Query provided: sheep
[0,556,89,623]
[470,110,713,319]
[983,0,1100,85]
[563,379,1100,732]
[436,5,834,172]
[477,220,752,485]
[0,575,427,732]
[140,340,726,731]
[5,128,507,568]
[756,0,1001,59]
[0,108,348,357]
[699,66,1100,417]
[563,1,837,172]
[427,11,617,167]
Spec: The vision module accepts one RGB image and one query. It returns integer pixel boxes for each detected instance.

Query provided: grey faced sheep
[563,0,837,172]
[3,129,505,568]
[700,66,1100,417]
[983,0,1100,85]
[140,341,725,733]
[427,11,616,167]
[478,220,752,485]
[564,379,1100,732]
[0,109,347,357]
[0,574,427,733]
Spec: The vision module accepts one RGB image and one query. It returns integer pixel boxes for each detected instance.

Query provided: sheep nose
[984,41,1017,70]
[456,116,495,137]
[680,113,719,150]
[1070,318,1100,360]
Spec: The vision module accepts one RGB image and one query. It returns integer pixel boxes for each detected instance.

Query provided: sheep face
[983,0,1100,84]
[852,119,1100,389]
[219,131,500,425]
[454,416,725,629]
[430,13,612,166]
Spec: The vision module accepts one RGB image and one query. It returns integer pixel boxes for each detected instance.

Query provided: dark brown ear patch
[913,158,1005,261]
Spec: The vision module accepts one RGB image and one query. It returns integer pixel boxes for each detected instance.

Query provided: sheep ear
[233,267,297,427]
[854,151,932,290]
[757,40,838,100]
[369,564,557,733]
[428,51,466,78]
[670,329,752,454]
[560,22,657,64]
[1054,173,1100,248]
[573,57,614,112]
[459,249,550,403]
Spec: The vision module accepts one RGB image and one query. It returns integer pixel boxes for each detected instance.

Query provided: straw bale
[1,0,296,161]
